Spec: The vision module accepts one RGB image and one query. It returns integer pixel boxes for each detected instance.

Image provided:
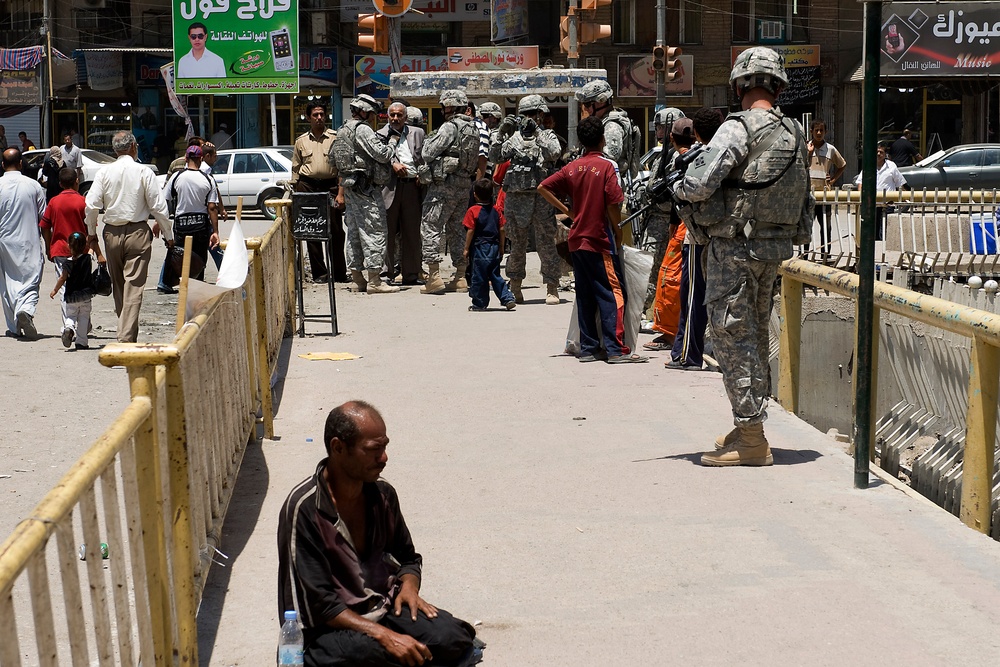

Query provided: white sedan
[209,147,292,220]
[23,148,159,195]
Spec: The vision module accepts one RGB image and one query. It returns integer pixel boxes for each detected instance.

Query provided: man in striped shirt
[277,401,478,666]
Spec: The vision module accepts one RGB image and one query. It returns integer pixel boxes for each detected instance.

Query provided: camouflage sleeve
[603,120,625,163]
[796,182,817,244]
[421,123,457,164]
[537,129,562,163]
[674,119,750,202]
[497,133,524,162]
[355,124,393,164]
[487,130,502,165]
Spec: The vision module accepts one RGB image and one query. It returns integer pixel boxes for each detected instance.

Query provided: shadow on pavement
[637,448,823,466]
[196,436,270,662]
[270,335,294,418]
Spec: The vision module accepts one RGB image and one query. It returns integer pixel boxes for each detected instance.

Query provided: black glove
[499,115,518,136]
[519,117,538,137]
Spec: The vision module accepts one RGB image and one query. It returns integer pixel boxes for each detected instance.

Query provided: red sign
[374,0,413,17]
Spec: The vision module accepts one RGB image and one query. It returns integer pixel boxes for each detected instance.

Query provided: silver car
[210,147,293,220]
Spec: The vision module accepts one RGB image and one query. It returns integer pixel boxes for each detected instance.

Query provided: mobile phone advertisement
[172,0,300,94]
[879,2,1000,76]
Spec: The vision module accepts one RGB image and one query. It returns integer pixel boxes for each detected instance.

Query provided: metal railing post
[778,276,802,413]
[960,336,1000,533]
[254,245,275,439]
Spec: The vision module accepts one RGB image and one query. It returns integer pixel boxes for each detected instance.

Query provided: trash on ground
[298,352,362,362]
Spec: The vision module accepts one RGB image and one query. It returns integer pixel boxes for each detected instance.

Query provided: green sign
[172,0,299,94]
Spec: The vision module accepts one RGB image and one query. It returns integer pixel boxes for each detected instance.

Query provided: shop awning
[0,46,70,71]
[74,47,173,55]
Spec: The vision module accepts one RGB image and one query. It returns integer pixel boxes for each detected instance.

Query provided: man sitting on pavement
[278,401,479,667]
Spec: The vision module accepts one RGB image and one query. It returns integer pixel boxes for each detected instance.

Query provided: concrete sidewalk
[197,268,1000,666]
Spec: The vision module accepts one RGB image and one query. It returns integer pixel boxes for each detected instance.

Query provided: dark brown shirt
[277,460,422,628]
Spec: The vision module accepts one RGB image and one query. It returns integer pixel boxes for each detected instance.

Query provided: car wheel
[258,189,282,220]
[79,182,92,196]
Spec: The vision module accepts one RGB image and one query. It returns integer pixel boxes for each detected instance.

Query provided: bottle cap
[284,610,297,621]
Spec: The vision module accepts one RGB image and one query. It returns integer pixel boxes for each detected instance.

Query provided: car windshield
[914,150,945,167]
[263,152,290,172]
[81,150,116,164]
[276,149,293,162]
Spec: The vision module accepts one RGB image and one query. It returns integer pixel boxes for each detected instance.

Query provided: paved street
[194,265,1000,666]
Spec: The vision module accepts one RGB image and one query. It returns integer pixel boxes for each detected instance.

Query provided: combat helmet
[517,94,549,115]
[654,107,685,133]
[575,79,614,105]
[350,93,382,115]
[439,89,469,109]
[478,102,503,119]
[729,47,788,98]
[405,106,424,126]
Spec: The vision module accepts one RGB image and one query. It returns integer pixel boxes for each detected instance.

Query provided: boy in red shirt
[537,116,647,363]
[462,178,516,311]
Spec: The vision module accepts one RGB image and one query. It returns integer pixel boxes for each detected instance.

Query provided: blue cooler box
[970,211,998,254]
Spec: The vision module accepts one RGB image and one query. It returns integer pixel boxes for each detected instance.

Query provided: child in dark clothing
[463,179,516,312]
[49,232,94,349]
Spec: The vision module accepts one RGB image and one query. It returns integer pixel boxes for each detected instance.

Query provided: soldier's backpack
[503,135,546,193]
[329,120,361,174]
[445,115,481,177]
[606,111,642,179]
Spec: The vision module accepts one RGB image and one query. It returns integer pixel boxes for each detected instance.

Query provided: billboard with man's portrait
[172,0,299,94]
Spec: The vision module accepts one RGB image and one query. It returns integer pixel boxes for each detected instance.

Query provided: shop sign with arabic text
[172,0,299,94]
[880,2,1000,76]
[447,47,538,71]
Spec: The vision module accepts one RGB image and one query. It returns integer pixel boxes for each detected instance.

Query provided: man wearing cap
[85,131,171,343]
[210,123,232,150]
[377,102,425,285]
[163,144,219,281]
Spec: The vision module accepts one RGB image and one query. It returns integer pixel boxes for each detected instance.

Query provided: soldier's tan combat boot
[349,270,367,292]
[715,426,740,450]
[510,279,524,303]
[366,270,400,294]
[445,264,469,292]
[545,284,560,305]
[701,423,773,467]
[421,263,446,294]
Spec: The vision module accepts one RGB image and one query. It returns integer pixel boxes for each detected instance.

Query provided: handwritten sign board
[0,69,42,106]
[291,193,331,240]
[171,0,299,94]
[879,2,1000,76]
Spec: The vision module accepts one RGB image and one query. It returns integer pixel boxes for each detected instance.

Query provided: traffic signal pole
[655,0,666,110]
[567,0,579,150]
[388,16,402,73]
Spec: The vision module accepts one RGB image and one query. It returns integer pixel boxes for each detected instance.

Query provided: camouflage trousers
[420,176,469,269]
[643,211,672,311]
[344,186,388,273]
[503,191,561,286]
[704,236,779,426]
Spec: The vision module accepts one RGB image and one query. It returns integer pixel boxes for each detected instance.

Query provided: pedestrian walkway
[196,267,1000,666]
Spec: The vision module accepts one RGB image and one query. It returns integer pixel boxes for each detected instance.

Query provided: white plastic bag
[564,245,653,355]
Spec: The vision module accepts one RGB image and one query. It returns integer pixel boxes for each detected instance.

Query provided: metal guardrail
[808,188,1000,274]
[777,258,1000,535]
[0,213,295,665]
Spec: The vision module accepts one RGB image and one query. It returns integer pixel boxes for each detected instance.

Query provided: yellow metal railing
[777,258,1000,534]
[0,211,296,665]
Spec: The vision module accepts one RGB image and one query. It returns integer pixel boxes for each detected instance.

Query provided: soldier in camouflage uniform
[642,107,686,314]
[419,89,481,294]
[671,47,814,467]
[338,94,399,294]
[496,94,563,305]
[575,79,637,183]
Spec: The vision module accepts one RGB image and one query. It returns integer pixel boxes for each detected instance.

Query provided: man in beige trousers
[85,131,171,343]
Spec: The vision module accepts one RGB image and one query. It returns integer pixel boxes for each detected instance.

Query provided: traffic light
[358,13,388,54]
[578,21,611,45]
[664,46,683,81]
[652,45,666,71]
[560,16,570,54]
[560,0,611,54]
[580,0,612,9]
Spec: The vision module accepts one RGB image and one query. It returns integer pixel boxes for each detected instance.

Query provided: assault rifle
[619,142,704,228]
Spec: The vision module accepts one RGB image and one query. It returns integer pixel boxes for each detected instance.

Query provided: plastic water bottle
[277,610,303,666]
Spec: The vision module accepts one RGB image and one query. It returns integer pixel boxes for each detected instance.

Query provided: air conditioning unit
[74,0,106,9]
[585,56,602,69]
[757,19,785,43]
